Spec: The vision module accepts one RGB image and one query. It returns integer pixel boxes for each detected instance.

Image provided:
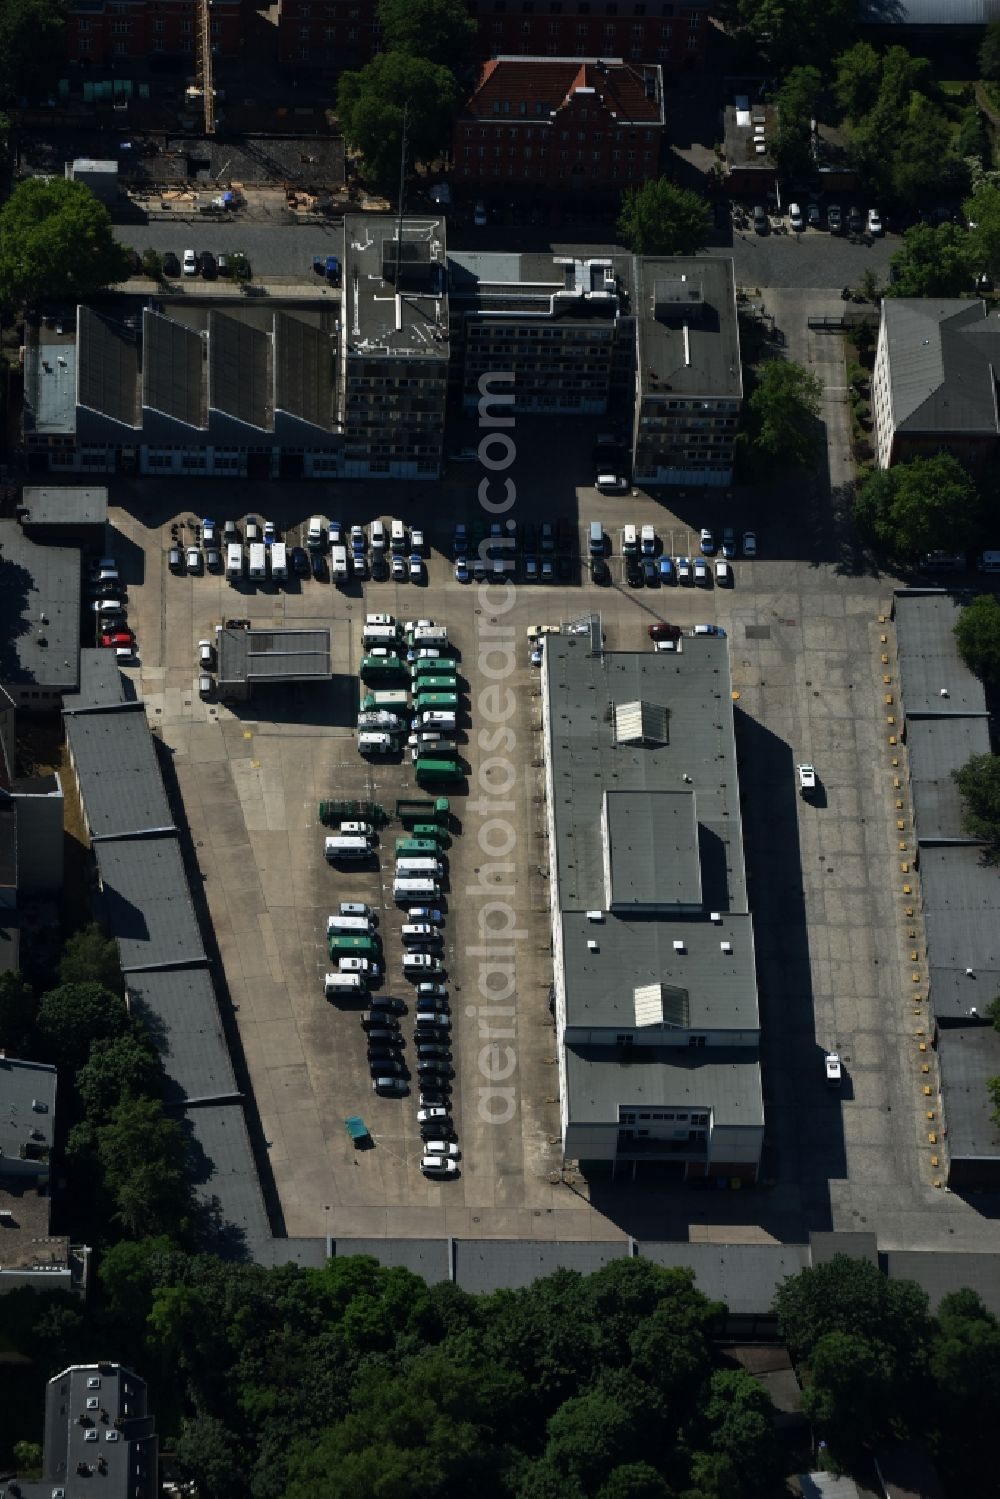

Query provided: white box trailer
[330,544,349,582]
[249,542,267,580]
[270,542,287,580]
[226,542,243,580]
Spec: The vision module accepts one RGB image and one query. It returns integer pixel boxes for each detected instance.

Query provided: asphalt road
[114,216,899,291]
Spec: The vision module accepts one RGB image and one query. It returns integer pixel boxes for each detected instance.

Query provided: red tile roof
[463,56,663,126]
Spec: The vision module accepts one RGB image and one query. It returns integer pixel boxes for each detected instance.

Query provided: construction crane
[196,0,215,136]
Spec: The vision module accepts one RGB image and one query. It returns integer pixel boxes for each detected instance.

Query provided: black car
[206,548,223,572]
[162,251,181,277]
[291,546,310,576]
[420,1121,454,1141]
[369,1056,405,1076]
[199,251,217,279]
[362,1013,400,1031]
[222,520,240,543]
[590,558,610,585]
[310,551,327,581]
[371,555,388,581]
[626,561,643,587]
[417,1059,454,1078]
[419,1087,451,1107]
[642,558,657,586]
[369,997,406,1015]
[558,554,573,582]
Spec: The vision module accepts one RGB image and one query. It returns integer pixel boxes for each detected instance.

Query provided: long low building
[541,627,763,1181]
[216,626,331,701]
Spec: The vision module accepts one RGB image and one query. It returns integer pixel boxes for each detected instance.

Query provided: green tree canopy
[58,922,121,991]
[769,66,824,182]
[747,360,822,470]
[718,0,857,77]
[617,179,712,257]
[0,970,36,1054]
[0,0,67,107]
[337,51,460,190]
[377,0,475,69]
[954,595,1000,683]
[76,1032,165,1122]
[952,752,1000,855]
[887,222,977,298]
[853,453,981,557]
[833,41,882,123]
[774,1255,932,1378]
[0,177,131,309]
[966,182,1000,279]
[172,1415,249,1499]
[980,19,1000,80]
[800,1330,895,1462]
[35,980,128,1071]
[92,1095,195,1239]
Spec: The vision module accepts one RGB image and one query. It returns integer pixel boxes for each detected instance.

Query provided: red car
[648,622,681,642]
[101,630,134,648]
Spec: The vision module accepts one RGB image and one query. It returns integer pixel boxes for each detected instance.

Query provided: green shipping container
[395,838,439,856]
[327,935,379,958]
[413,659,457,678]
[415,758,462,783]
[411,824,449,844]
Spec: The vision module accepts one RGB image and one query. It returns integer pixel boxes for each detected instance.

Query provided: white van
[641,524,655,555]
[621,524,638,556]
[396,857,444,877]
[370,520,387,553]
[358,711,403,730]
[324,836,372,861]
[714,559,731,586]
[363,624,399,648]
[330,544,349,582]
[977,550,1000,573]
[393,877,441,900]
[358,731,395,755]
[248,542,266,581]
[365,612,395,628]
[324,972,365,998]
[391,519,407,553]
[588,521,604,556]
[420,711,456,731]
[226,542,243,579]
[270,542,287,580]
[340,821,373,837]
[410,626,449,648]
[326,914,374,935]
[402,952,444,973]
[307,516,325,549]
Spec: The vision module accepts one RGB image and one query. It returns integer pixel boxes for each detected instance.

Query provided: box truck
[270,542,287,580]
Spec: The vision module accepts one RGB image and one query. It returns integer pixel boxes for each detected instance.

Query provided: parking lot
[99,389,1000,1250]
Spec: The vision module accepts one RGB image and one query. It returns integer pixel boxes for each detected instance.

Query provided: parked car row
[179,249,251,280]
[87,556,138,662]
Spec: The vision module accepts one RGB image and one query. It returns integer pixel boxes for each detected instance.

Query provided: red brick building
[453,56,664,190]
[277,0,708,72]
[65,0,242,65]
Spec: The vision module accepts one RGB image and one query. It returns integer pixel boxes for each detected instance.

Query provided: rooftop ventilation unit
[586,910,604,922]
[720,940,732,953]
[587,939,599,951]
[710,911,722,923]
[673,940,685,953]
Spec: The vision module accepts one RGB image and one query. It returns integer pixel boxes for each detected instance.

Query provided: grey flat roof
[181,1102,272,1255]
[20,486,108,527]
[563,910,757,1030]
[454,1239,630,1294]
[919,845,1000,1020]
[126,968,237,1106]
[635,256,742,402]
[208,311,271,429]
[344,213,450,360]
[906,716,991,842]
[937,1023,1000,1158]
[638,1241,808,1315]
[94,833,206,972]
[894,592,988,717]
[0,521,81,690]
[76,305,140,427]
[217,627,331,686]
[448,248,629,323]
[63,648,131,713]
[23,337,78,435]
[42,1363,154,1499]
[65,706,174,840]
[257,1237,330,1269]
[885,1249,1000,1317]
[883,299,1000,436]
[331,1238,453,1283]
[606,789,701,907]
[0,1055,56,1168]
[564,1045,764,1128]
[142,309,206,428]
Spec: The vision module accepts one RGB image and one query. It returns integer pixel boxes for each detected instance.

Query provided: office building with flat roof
[541,628,762,1179]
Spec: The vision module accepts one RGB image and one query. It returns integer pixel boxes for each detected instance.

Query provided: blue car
[658,556,674,584]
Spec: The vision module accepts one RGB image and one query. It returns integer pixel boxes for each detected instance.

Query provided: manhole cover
[745,624,771,640]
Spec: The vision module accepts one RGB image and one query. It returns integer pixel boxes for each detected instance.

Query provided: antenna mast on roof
[395,102,409,290]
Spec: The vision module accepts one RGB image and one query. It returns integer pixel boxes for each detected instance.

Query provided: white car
[405,619,435,634]
[198,640,214,666]
[788,202,804,231]
[699,527,715,554]
[411,527,425,554]
[182,249,197,275]
[186,546,202,573]
[421,1155,459,1175]
[366,612,395,627]
[867,208,882,236]
[423,1140,460,1157]
[693,556,709,585]
[417,1106,450,1123]
[797,763,817,797]
[676,555,691,583]
[403,923,436,943]
[392,555,407,580]
[742,530,758,558]
[263,520,275,543]
[409,555,423,581]
[825,1051,842,1088]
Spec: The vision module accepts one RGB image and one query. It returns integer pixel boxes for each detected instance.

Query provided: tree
[172,1415,249,1499]
[833,41,882,123]
[952,753,1000,855]
[719,0,857,78]
[377,0,475,70]
[0,970,35,1054]
[230,250,252,284]
[957,107,990,166]
[140,247,163,280]
[889,105,965,210]
[987,995,1000,1032]
[0,111,11,154]
[747,360,822,470]
[58,922,121,991]
[966,183,1000,279]
[853,453,981,557]
[0,0,67,107]
[12,1441,42,1475]
[337,52,460,190]
[597,1465,674,1499]
[774,1255,932,1376]
[0,177,131,310]
[989,1076,1000,1127]
[76,1033,165,1121]
[35,980,128,1071]
[954,595,1000,683]
[980,20,1000,80]
[93,1095,195,1239]
[886,223,976,298]
[800,1331,895,1461]
[617,179,712,257]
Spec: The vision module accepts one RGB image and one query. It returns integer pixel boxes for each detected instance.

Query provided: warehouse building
[216,626,331,701]
[541,629,763,1180]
